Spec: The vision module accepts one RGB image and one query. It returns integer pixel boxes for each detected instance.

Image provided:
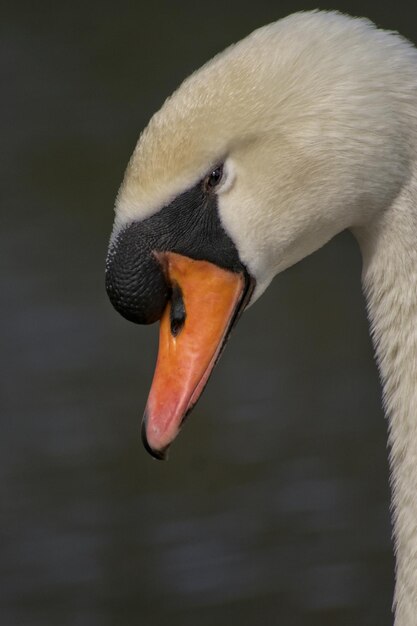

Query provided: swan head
[106,11,417,458]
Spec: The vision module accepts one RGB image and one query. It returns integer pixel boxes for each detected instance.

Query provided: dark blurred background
[2,1,416,625]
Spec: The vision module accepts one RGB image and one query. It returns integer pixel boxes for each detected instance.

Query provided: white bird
[105,11,417,624]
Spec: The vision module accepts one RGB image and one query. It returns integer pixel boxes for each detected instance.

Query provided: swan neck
[355,174,417,625]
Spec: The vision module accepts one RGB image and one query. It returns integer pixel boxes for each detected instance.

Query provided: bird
[105,11,417,625]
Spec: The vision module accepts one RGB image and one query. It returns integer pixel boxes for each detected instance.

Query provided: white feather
[113,11,417,623]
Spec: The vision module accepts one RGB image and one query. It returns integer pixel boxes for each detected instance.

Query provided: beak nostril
[170,318,184,337]
[170,282,186,337]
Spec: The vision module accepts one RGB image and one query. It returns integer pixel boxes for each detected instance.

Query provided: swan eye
[204,164,224,192]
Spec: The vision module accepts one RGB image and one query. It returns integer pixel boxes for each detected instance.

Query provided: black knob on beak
[105,223,169,325]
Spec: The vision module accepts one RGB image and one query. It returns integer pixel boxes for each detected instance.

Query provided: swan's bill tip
[141,415,169,461]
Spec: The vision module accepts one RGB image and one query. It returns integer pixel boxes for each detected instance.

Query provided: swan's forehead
[116,102,232,228]
[114,35,278,231]
[114,8,417,236]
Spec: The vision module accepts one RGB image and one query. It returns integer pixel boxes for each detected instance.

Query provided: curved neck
[354,172,417,625]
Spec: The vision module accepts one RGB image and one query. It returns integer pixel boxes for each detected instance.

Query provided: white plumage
[111,11,417,624]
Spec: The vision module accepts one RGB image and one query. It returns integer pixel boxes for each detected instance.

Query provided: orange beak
[141,252,252,459]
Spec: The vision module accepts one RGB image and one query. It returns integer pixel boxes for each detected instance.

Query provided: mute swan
[105,11,417,624]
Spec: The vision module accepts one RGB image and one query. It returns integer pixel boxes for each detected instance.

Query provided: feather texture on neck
[355,170,417,624]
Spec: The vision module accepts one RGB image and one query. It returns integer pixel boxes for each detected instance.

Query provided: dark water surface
[3,2,416,625]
